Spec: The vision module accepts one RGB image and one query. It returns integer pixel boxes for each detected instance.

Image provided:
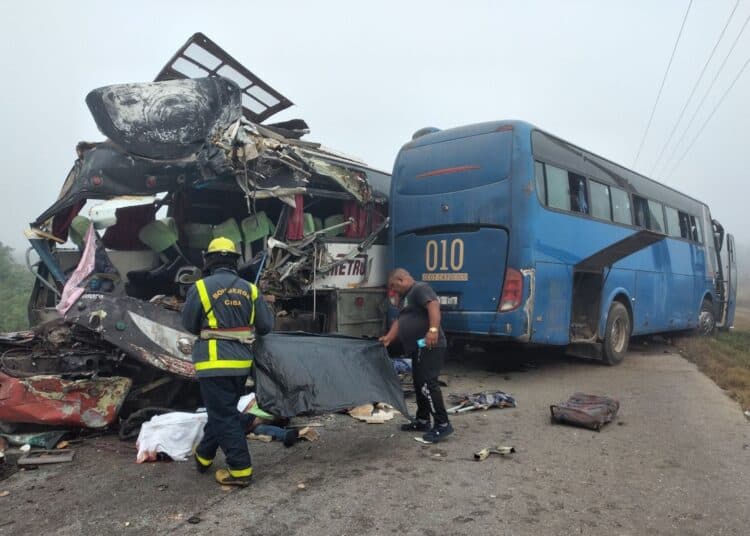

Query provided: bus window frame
[533,160,706,246]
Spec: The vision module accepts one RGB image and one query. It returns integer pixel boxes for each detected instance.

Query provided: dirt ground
[2,340,749,536]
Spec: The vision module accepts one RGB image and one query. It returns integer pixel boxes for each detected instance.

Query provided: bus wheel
[696,299,716,336]
[603,302,630,366]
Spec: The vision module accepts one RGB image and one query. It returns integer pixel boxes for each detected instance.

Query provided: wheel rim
[610,317,627,354]
[698,310,715,335]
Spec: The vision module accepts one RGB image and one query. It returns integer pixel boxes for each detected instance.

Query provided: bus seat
[303,213,316,236]
[212,218,242,255]
[324,214,347,237]
[313,216,323,232]
[183,223,213,250]
[241,212,275,244]
[138,218,179,253]
[69,216,91,249]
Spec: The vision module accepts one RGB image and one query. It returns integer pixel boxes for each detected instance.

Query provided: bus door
[721,233,737,329]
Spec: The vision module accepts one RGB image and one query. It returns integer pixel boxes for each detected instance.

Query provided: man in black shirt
[380,268,453,442]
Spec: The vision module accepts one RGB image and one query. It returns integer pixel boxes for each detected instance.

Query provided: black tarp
[254,333,409,418]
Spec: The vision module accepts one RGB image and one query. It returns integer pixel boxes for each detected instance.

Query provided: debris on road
[447,390,517,414]
[297,426,320,442]
[0,431,68,451]
[550,393,620,431]
[17,450,75,466]
[348,403,397,424]
[474,446,516,461]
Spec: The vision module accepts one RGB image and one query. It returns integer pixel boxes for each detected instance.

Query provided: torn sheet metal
[64,294,197,379]
[86,77,241,160]
[0,372,132,428]
[254,333,408,418]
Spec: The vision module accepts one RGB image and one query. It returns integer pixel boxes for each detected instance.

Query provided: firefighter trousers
[195,375,252,471]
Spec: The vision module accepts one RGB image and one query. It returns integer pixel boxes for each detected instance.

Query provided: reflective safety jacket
[181,267,273,378]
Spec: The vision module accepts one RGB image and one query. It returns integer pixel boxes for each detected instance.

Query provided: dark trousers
[413,347,449,425]
[196,375,252,471]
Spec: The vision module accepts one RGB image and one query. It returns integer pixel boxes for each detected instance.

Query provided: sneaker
[215,468,253,487]
[422,422,454,443]
[283,429,299,448]
[194,451,212,474]
[400,419,431,432]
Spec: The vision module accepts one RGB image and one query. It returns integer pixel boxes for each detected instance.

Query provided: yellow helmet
[206,237,239,256]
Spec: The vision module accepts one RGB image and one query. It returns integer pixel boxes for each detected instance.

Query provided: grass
[674,308,750,411]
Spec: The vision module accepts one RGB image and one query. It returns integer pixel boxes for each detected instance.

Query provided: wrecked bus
[390,121,737,364]
[0,34,391,428]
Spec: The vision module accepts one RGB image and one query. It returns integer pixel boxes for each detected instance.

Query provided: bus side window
[545,164,571,211]
[568,173,588,214]
[647,200,665,233]
[689,215,703,243]
[589,180,611,220]
[678,211,691,239]
[534,161,547,204]
[611,187,632,225]
[664,206,681,238]
[633,195,649,228]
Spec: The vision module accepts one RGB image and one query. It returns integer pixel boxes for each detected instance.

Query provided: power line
[632,0,693,168]
[650,0,740,176]
[662,8,750,174]
[666,51,750,179]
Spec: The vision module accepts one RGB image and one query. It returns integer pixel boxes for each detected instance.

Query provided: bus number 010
[425,239,464,271]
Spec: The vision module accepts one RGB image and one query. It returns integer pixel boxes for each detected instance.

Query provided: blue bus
[389,120,737,364]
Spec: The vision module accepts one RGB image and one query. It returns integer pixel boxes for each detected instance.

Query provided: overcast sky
[1,0,748,257]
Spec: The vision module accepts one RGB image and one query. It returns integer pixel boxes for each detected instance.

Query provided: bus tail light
[499,268,523,312]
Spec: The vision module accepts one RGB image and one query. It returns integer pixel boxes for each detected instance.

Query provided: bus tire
[696,299,716,336]
[603,301,630,366]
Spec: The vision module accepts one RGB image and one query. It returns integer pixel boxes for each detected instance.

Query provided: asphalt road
[2,340,749,536]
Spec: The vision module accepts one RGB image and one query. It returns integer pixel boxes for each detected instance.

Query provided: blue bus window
[664,206,681,238]
[545,164,570,211]
[690,215,703,243]
[647,200,665,233]
[534,161,546,204]
[589,180,611,220]
[633,196,648,227]
[611,187,632,225]
[569,173,588,214]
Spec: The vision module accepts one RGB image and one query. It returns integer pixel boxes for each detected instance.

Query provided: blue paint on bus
[389,120,735,354]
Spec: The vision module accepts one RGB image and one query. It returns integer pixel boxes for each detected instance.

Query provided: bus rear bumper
[442,310,530,341]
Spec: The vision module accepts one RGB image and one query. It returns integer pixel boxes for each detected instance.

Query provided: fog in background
[0,1,748,267]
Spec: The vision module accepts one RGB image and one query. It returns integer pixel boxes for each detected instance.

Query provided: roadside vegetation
[0,242,34,331]
[675,306,750,411]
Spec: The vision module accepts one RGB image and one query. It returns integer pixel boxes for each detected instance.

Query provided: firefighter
[181,236,273,487]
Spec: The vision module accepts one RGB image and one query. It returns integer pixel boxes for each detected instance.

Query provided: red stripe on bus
[416,165,481,179]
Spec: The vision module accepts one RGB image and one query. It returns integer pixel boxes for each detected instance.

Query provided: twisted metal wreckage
[0,34,392,429]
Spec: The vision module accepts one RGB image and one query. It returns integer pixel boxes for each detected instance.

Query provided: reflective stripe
[194,359,253,371]
[195,279,218,329]
[195,452,213,467]
[229,466,253,478]
[249,282,258,325]
[208,339,218,361]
